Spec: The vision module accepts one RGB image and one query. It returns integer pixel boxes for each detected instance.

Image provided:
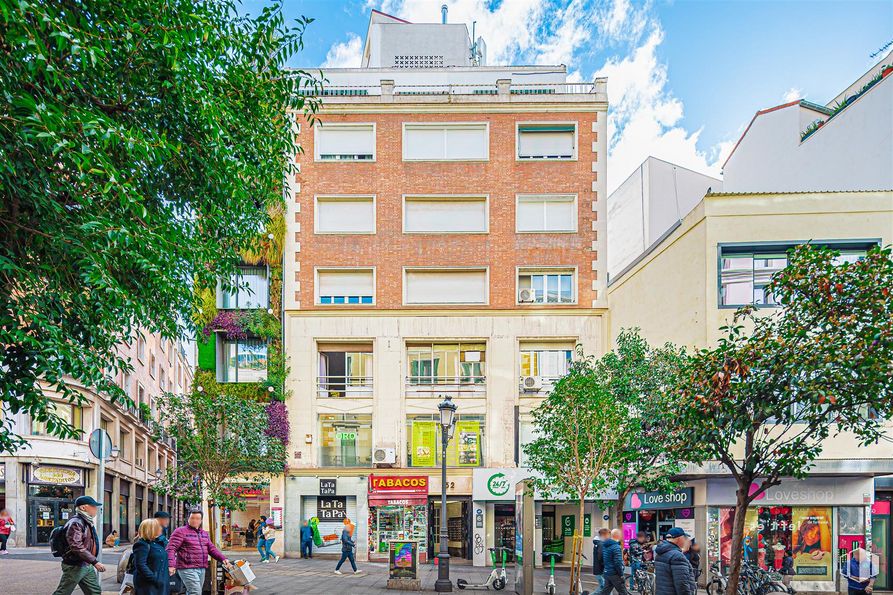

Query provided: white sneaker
[354,570,363,574]
[274,555,280,562]
[261,559,269,564]
[335,570,343,575]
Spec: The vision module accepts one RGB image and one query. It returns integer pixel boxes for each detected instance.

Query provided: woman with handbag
[0,508,14,554]
[132,519,169,595]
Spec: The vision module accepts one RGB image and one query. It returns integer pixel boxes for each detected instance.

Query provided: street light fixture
[435,395,458,593]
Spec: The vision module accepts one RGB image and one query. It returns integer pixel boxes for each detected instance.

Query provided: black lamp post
[435,395,457,593]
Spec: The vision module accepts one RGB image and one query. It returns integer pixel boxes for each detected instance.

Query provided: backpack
[50,519,76,557]
[592,540,604,575]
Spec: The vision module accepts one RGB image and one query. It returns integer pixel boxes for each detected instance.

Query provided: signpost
[88,429,114,566]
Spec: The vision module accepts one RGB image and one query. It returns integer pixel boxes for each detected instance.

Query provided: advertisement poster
[792,507,833,580]
[623,522,638,548]
[389,541,418,580]
[455,420,481,466]
[411,421,437,467]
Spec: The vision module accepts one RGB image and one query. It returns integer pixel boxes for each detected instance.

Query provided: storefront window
[406,414,485,467]
[319,414,373,467]
[718,506,833,580]
[369,504,428,559]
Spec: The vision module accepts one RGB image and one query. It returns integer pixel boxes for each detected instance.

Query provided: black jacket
[133,538,170,595]
[340,528,355,552]
[592,539,604,575]
[655,540,695,595]
[602,539,625,577]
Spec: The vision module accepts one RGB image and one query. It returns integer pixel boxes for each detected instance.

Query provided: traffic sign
[89,429,113,460]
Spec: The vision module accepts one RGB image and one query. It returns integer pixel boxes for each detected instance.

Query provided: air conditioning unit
[522,376,543,392]
[373,447,396,465]
[518,288,536,303]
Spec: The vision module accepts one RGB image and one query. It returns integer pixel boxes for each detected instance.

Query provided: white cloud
[782,87,802,103]
[321,33,363,68]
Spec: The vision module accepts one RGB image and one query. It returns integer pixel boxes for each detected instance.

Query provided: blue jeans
[301,540,313,558]
[256,537,267,560]
[336,550,357,572]
[265,537,276,560]
[177,568,206,595]
[629,561,641,589]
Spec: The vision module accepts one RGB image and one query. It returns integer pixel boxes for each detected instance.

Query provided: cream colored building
[0,333,192,546]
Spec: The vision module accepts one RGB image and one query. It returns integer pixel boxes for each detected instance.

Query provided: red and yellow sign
[369,475,428,494]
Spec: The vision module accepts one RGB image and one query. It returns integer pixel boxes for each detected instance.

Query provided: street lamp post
[435,395,457,593]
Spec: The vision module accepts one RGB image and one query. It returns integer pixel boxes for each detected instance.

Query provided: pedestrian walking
[300,520,314,559]
[132,519,169,595]
[628,532,647,589]
[684,539,701,586]
[246,520,256,548]
[598,528,629,595]
[153,511,171,547]
[781,549,795,586]
[166,509,230,595]
[0,508,15,554]
[593,527,608,589]
[334,518,362,575]
[654,527,695,595]
[255,516,267,561]
[51,495,105,595]
[261,518,279,563]
[845,547,878,595]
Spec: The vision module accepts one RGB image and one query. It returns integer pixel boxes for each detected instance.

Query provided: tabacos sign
[369,475,429,494]
[625,487,693,510]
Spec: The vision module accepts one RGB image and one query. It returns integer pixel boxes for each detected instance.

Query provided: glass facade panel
[319,414,373,467]
[220,338,268,383]
[406,414,485,467]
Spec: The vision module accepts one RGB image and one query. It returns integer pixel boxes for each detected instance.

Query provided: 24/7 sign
[318,496,347,520]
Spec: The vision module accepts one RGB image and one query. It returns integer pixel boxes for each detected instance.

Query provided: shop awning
[369,494,428,507]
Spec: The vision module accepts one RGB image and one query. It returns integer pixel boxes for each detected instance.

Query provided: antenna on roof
[471,21,481,66]
[441,4,448,24]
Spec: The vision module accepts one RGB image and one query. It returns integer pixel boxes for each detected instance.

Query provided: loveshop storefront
[706,477,874,592]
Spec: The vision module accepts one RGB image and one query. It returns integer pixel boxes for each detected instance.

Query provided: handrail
[314,81,602,97]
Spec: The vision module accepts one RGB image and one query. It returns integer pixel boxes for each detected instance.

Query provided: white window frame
[515,266,578,305]
[314,267,376,306]
[314,195,377,235]
[314,122,376,162]
[402,194,490,234]
[402,122,490,162]
[515,193,578,233]
[515,121,578,161]
[402,267,490,306]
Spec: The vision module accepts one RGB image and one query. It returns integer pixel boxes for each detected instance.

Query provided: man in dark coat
[599,529,629,595]
[593,528,609,589]
[654,527,695,595]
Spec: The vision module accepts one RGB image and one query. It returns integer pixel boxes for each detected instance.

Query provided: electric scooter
[457,546,509,591]
[543,552,561,595]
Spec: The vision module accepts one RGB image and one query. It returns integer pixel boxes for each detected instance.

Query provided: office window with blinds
[316,269,375,305]
[404,268,488,305]
[516,194,577,232]
[517,123,577,160]
[315,196,376,234]
[315,123,375,161]
[403,123,489,161]
[403,196,488,233]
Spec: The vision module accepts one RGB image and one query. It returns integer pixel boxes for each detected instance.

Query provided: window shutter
[317,125,374,159]
[518,128,575,159]
[404,197,487,233]
[405,270,487,304]
[317,270,374,298]
[317,197,375,233]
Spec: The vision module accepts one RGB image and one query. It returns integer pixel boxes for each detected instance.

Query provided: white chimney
[441,4,448,24]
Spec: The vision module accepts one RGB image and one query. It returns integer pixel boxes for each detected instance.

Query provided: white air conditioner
[522,376,543,391]
[373,447,396,465]
[518,288,536,303]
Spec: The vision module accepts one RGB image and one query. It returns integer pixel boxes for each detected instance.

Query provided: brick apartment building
[281,9,608,566]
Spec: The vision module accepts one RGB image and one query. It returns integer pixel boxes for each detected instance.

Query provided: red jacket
[166,525,226,570]
[0,517,13,535]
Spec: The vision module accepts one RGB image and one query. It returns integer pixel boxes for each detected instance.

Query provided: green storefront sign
[562,515,575,537]
[583,514,591,537]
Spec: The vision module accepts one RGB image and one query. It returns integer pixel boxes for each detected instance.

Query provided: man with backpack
[51,495,105,595]
[593,527,609,590]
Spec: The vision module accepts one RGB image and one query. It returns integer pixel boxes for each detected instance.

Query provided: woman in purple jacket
[166,510,230,595]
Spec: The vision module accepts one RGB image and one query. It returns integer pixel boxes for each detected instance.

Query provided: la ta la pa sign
[625,487,693,510]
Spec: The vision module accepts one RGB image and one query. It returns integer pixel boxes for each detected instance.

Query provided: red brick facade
[293,110,600,310]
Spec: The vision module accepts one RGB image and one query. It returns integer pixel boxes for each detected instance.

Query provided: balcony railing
[316,376,373,399]
[405,375,487,397]
[316,80,605,98]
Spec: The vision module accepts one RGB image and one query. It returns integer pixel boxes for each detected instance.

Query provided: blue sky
[241,0,892,190]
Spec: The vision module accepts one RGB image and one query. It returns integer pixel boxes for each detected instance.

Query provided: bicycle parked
[633,560,656,595]
[707,561,795,595]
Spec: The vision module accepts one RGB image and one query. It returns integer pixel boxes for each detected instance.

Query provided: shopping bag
[228,560,256,586]
[118,573,134,595]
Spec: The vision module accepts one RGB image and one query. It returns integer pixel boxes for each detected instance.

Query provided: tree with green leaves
[524,352,628,595]
[673,245,893,595]
[0,0,320,452]
[153,384,286,588]
[599,329,686,527]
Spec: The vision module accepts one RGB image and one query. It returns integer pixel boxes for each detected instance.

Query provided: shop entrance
[494,504,516,562]
[429,497,471,561]
[29,498,76,545]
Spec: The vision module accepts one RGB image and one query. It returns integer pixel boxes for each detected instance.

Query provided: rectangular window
[718,242,875,307]
[316,269,374,305]
[218,265,269,309]
[31,401,83,436]
[520,349,573,378]
[517,418,539,467]
[318,346,373,398]
[517,123,577,160]
[159,369,166,392]
[407,343,486,385]
[403,123,488,161]
[404,268,487,305]
[315,196,375,234]
[403,196,488,234]
[319,414,373,467]
[219,338,268,383]
[315,123,375,161]
[406,414,485,467]
[518,269,575,303]
[516,194,577,232]
[137,337,146,363]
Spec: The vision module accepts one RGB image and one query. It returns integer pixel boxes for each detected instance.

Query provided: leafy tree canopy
[0,0,320,452]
